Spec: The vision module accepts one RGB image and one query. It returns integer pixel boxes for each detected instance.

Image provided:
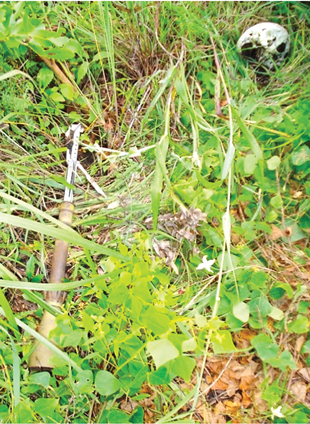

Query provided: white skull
[237,22,290,69]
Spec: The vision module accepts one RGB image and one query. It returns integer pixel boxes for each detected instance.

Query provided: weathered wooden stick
[29,124,83,370]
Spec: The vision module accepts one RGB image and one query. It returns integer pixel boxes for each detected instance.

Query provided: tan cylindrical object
[29,202,74,370]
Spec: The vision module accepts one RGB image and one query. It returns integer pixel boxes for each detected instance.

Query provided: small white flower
[196,256,215,272]
[271,406,285,419]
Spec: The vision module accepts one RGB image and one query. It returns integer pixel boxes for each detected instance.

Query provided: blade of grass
[0,263,61,316]
[0,212,127,261]
[151,88,173,229]
[221,141,235,180]
[142,65,176,124]
[0,273,113,291]
[156,386,196,423]
[98,1,118,123]
[0,291,19,338]
[0,326,20,406]
[232,107,263,160]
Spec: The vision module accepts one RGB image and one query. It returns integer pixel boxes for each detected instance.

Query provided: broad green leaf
[232,107,263,159]
[108,410,131,424]
[14,400,35,424]
[49,36,70,46]
[34,398,58,417]
[141,308,172,335]
[171,356,196,382]
[148,364,174,385]
[267,155,281,170]
[287,314,309,334]
[147,338,179,368]
[82,312,94,332]
[61,329,85,348]
[168,334,187,354]
[45,47,75,60]
[211,330,236,354]
[130,406,144,424]
[244,154,258,175]
[268,306,284,321]
[226,313,244,331]
[287,411,309,424]
[251,334,279,361]
[248,296,273,318]
[0,405,8,422]
[93,51,108,61]
[77,62,88,83]
[132,280,152,302]
[301,340,310,354]
[270,194,283,209]
[298,301,310,314]
[208,316,223,330]
[195,313,207,328]
[66,39,84,57]
[182,338,197,352]
[108,284,129,304]
[269,281,293,299]
[267,350,297,371]
[261,378,282,404]
[37,66,54,89]
[49,91,65,102]
[292,146,310,166]
[75,370,93,395]
[233,302,249,323]
[60,84,74,100]
[29,372,50,389]
[95,370,121,396]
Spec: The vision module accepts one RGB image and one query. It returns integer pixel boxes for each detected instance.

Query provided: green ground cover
[0,1,310,422]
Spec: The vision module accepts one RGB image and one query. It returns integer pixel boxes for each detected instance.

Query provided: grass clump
[0,1,310,423]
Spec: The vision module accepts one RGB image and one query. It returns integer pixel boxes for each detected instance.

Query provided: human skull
[237,22,290,69]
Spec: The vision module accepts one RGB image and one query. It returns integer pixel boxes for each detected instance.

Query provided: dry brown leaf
[242,390,252,408]
[224,400,242,414]
[145,207,206,242]
[240,364,257,377]
[213,380,229,391]
[226,382,239,397]
[120,400,138,413]
[295,336,306,353]
[234,329,257,349]
[152,238,178,274]
[290,381,307,402]
[208,360,227,374]
[220,99,229,107]
[239,375,256,391]
[298,367,310,383]
[270,225,285,240]
[214,401,227,423]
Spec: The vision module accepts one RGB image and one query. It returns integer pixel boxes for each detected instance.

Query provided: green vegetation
[0,1,310,422]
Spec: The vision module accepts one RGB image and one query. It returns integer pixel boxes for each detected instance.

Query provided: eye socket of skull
[241,42,258,60]
[276,42,287,53]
